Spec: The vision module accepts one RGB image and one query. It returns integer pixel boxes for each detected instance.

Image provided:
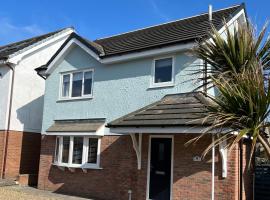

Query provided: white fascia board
[101,42,195,64]
[45,132,104,136]
[218,8,246,34]
[8,28,74,65]
[46,38,101,75]
[46,39,194,75]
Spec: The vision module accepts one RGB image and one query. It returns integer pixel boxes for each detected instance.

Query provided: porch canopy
[107,92,228,177]
[107,92,217,170]
[107,92,212,134]
[46,118,106,135]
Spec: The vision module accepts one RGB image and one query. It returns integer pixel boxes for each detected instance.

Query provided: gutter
[0,61,15,179]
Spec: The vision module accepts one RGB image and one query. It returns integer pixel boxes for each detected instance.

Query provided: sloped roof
[47,118,105,132]
[0,27,73,60]
[94,4,244,57]
[107,92,212,128]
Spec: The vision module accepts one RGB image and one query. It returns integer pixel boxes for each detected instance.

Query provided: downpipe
[1,62,15,179]
[211,135,215,200]
[128,190,132,200]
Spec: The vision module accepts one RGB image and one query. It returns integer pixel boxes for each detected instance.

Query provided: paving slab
[0,185,91,200]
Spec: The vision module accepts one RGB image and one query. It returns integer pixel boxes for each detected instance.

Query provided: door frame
[146,135,174,200]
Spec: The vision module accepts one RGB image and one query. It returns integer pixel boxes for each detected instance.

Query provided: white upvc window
[150,56,175,88]
[54,136,101,169]
[60,69,94,100]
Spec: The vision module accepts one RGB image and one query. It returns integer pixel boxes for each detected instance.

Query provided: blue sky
[0,0,269,45]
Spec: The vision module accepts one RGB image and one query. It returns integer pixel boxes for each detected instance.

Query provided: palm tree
[192,21,270,162]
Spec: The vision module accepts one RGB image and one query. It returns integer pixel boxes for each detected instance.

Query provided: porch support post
[130,133,142,170]
[219,139,227,178]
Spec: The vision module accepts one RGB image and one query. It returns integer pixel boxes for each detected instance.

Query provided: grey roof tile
[94,4,243,57]
[47,118,105,132]
[0,27,72,60]
[107,92,212,127]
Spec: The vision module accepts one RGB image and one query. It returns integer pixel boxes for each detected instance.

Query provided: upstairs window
[54,136,100,169]
[60,69,93,99]
[151,57,174,88]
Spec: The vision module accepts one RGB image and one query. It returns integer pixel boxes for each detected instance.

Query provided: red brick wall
[0,131,41,179]
[0,131,5,174]
[242,140,253,200]
[38,135,136,200]
[38,134,252,200]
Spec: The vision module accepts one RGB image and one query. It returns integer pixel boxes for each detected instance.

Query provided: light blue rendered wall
[42,45,200,134]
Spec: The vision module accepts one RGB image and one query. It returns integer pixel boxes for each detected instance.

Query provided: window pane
[62,137,70,163]
[72,137,83,164]
[88,138,98,164]
[62,74,70,97]
[54,137,60,163]
[154,58,173,83]
[83,71,93,95]
[72,72,83,97]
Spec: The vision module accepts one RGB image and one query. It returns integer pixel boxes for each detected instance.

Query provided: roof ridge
[95,4,242,41]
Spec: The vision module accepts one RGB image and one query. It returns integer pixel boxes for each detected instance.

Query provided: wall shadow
[16,95,44,133]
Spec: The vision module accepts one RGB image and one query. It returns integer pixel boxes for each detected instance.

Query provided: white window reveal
[54,136,101,169]
[60,69,94,99]
[151,57,175,88]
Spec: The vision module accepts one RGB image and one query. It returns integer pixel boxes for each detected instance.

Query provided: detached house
[0,27,73,183]
[38,4,252,200]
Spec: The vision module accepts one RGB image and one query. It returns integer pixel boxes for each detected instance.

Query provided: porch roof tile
[46,118,105,132]
[107,92,212,128]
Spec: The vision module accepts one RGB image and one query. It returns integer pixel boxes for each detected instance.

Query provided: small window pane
[54,137,60,163]
[84,71,93,95]
[62,74,70,97]
[62,137,70,163]
[88,138,98,164]
[72,137,83,164]
[72,72,83,97]
[154,58,173,83]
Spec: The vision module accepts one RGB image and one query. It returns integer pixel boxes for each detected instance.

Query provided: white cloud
[148,0,170,21]
[0,17,45,45]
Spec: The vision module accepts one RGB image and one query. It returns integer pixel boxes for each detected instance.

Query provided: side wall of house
[38,134,246,200]
[0,66,11,130]
[10,35,70,133]
[0,34,71,180]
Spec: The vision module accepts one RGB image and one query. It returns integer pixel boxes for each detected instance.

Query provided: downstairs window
[54,136,100,168]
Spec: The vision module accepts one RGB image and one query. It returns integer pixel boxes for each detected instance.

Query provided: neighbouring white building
[0,27,73,183]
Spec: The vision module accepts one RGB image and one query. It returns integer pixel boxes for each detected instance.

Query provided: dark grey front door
[149,138,172,200]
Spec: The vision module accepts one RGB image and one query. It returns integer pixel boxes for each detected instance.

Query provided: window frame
[59,68,94,100]
[150,56,175,88]
[54,135,101,169]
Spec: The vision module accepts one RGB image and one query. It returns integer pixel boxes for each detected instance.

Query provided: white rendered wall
[0,66,11,130]
[10,36,69,133]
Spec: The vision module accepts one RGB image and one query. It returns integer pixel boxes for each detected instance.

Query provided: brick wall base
[38,134,252,200]
[0,131,41,180]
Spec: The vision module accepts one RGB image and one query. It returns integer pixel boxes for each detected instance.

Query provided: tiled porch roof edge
[107,92,212,128]
[46,118,106,132]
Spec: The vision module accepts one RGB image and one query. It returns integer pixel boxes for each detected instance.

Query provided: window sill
[52,163,102,170]
[57,96,93,102]
[149,83,175,89]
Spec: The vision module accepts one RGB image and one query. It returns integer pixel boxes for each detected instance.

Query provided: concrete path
[0,185,91,200]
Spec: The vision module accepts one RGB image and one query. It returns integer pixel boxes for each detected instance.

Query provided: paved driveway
[0,185,90,200]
